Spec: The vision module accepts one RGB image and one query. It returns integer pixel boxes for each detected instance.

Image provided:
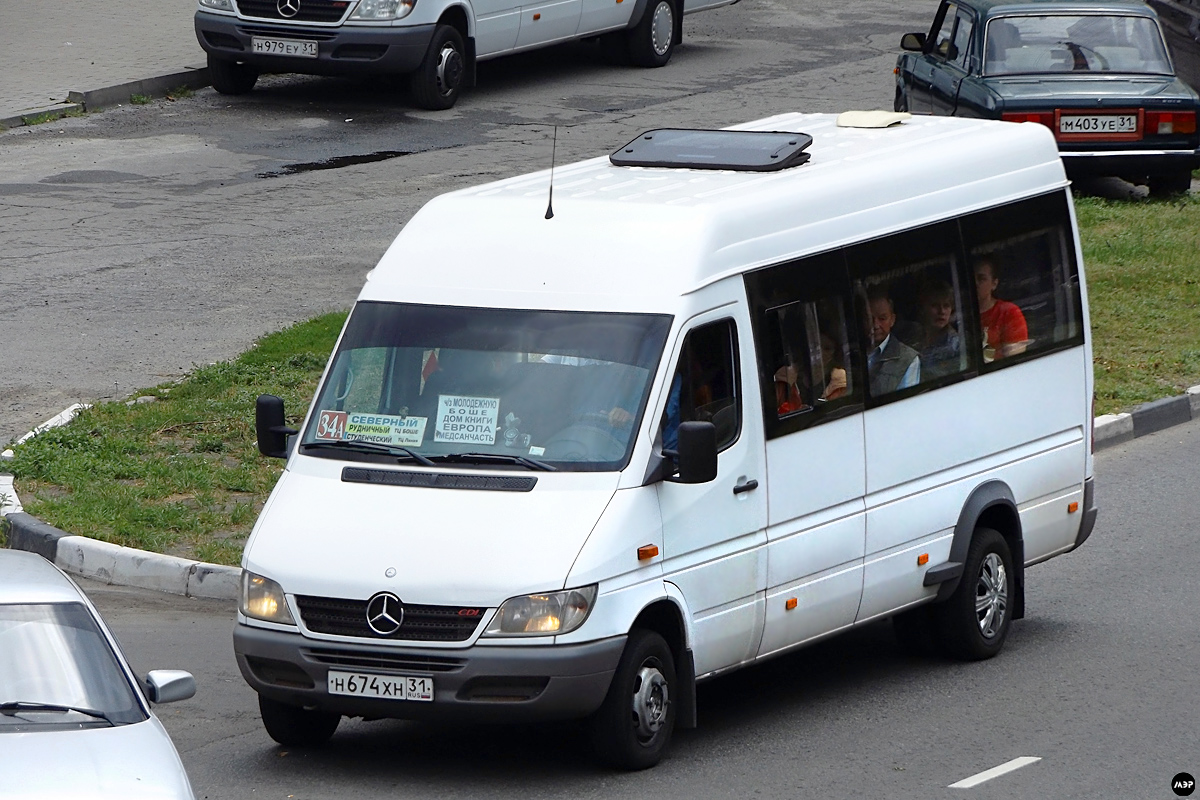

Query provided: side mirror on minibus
[901,32,926,51]
[670,421,718,484]
[255,394,297,459]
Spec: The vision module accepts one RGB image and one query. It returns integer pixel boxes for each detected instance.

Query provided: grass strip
[5,191,1200,562]
[7,313,346,565]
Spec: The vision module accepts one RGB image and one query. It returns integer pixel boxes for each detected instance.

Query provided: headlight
[198,0,235,10]
[349,0,416,20]
[241,571,296,625]
[484,585,597,637]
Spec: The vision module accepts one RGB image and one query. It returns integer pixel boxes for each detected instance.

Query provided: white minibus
[240,112,1098,769]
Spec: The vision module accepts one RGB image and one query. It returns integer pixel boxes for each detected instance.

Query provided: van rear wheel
[590,629,676,770]
[933,527,1013,660]
[258,695,340,747]
[626,0,676,68]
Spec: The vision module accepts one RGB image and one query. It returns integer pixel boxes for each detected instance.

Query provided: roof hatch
[609,128,813,172]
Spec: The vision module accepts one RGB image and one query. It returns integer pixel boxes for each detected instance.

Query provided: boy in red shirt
[974,258,1028,361]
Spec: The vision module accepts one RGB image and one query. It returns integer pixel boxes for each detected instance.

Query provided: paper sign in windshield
[435,395,499,445]
[316,409,427,446]
[346,413,427,446]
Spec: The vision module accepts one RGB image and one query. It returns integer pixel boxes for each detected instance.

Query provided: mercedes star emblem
[365,592,404,636]
[277,0,300,18]
[385,567,396,578]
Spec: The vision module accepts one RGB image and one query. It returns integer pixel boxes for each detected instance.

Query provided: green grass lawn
[4,191,1199,562]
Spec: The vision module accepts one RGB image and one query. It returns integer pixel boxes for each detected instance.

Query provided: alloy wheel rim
[975,552,1008,639]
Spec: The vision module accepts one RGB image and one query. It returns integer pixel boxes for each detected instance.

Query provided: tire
[589,629,677,770]
[626,0,676,68]
[933,527,1014,661]
[258,694,340,747]
[409,25,466,110]
[207,53,258,95]
[1148,171,1193,197]
[894,86,909,113]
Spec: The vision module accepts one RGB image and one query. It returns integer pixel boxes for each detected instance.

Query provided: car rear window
[985,14,1173,75]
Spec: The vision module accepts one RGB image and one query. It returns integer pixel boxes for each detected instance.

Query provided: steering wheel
[541,413,628,461]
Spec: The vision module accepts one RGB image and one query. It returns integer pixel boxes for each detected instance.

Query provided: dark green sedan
[895,0,1200,194]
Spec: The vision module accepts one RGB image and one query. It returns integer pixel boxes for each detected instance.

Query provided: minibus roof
[362,112,1067,312]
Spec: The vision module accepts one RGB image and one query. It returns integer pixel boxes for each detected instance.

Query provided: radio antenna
[545,125,557,220]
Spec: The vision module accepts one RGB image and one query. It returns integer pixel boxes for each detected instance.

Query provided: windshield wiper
[0,701,115,724]
[433,452,557,472]
[302,440,436,467]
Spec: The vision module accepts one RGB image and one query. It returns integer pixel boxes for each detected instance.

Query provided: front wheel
[933,527,1013,660]
[894,85,909,113]
[626,0,676,68]
[1148,170,1193,197]
[208,53,258,95]
[590,629,677,770]
[258,695,340,747]
[409,25,466,110]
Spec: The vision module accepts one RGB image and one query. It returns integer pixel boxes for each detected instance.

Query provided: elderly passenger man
[866,289,920,395]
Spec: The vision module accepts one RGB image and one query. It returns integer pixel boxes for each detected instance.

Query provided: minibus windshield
[301,302,673,471]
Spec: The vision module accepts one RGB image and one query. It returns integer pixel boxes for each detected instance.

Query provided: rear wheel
[933,527,1013,660]
[590,629,676,770]
[1148,170,1193,197]
[409,24,465,110]
[626,0,676,68]
[258,695,340,747]
[207,53,259,95]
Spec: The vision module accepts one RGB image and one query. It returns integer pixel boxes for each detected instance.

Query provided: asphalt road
[0,0,923,446]
[83,419,1200,800]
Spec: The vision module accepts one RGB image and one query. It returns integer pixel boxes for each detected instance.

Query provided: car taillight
[1144,110,1197,135]
[1001,111,1055,129]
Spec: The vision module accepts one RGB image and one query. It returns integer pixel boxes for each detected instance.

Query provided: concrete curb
[1,66,209,131]
[4,381,1200,599]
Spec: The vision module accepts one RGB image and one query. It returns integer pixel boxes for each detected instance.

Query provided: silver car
[1,550,197,799]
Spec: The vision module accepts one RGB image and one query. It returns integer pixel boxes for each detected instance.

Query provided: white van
[239,112,1098,769]
[194,0,733,108]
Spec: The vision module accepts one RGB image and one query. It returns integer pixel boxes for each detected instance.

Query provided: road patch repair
[5,384,1200,599]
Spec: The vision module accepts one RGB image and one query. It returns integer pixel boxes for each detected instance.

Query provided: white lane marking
[949,756,1042,789]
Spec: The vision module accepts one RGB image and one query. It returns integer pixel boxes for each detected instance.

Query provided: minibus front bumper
[234,623,626,722]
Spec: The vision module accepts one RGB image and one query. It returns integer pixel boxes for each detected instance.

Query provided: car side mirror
[256,394,297,459]
[901,32,926,51]
[672,421,718,484]
[144,670,196,704]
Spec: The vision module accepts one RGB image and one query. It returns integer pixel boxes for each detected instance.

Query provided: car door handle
[733,478,759,495]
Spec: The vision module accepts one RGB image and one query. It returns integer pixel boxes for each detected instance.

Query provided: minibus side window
[959,191,1084,368]
[661,319,740,453]
[744,250,863,440]
[848,220,974,405]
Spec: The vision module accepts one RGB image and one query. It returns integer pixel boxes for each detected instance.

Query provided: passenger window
[745,250,862,439]
[952,11,975,69]
[661,320,740,453]
[849,220,972,401]
[960,193,1084,366]
[931,3,959,58]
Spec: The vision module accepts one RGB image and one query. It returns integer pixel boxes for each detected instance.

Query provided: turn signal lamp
[917,553,929,566]
[785,598,798,611]
[1068,502,1079,514]
[638,544,660,560]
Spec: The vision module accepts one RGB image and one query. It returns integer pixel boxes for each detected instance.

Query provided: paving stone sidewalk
[0,0,205,127]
